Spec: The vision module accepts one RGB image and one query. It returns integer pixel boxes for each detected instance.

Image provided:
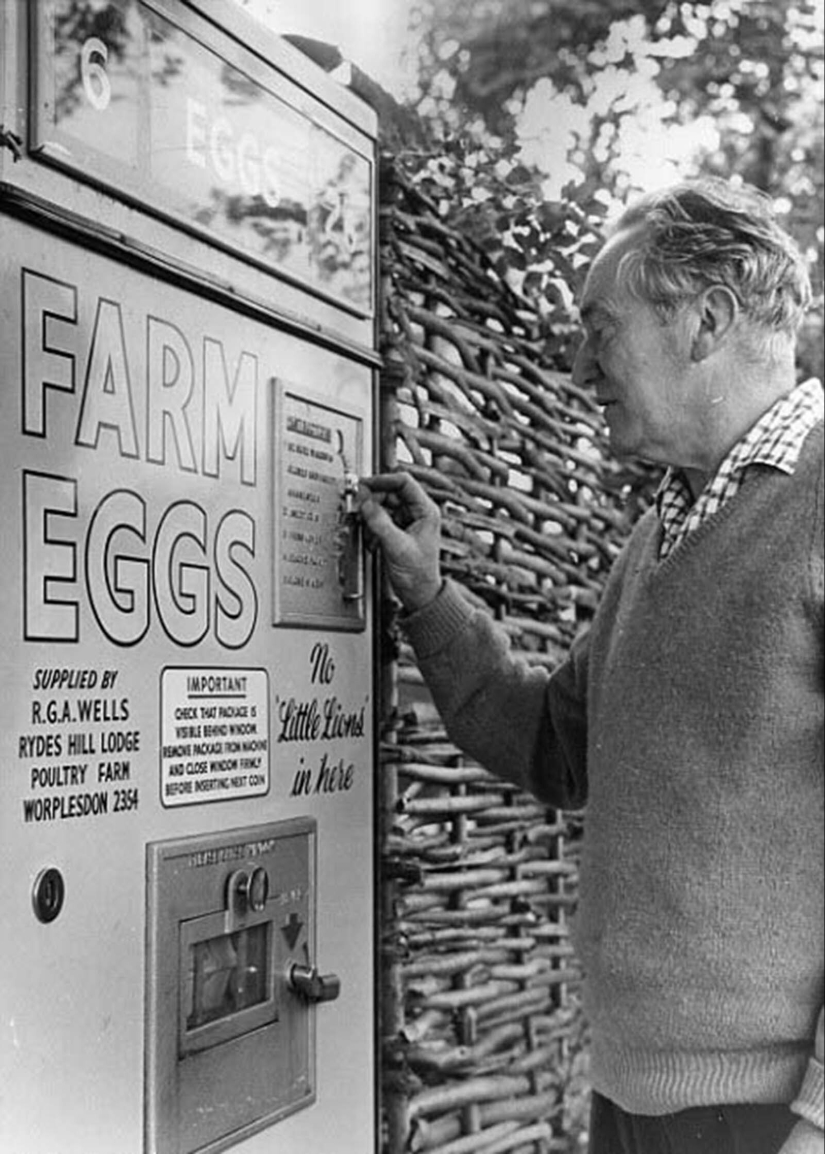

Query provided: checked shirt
[656,377,824,561]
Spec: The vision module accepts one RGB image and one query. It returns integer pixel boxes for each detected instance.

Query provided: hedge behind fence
[376,155,650,1154]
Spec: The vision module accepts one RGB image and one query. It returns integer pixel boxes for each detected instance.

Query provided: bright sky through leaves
[237,0,824,210]
[238,0,415,95]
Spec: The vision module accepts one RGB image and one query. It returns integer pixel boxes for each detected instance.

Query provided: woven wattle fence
[375,156,648,1154]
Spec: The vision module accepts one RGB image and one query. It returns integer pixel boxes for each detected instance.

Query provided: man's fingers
[359,490,418,554]
[360,472,415,495]
[359,472,438,526]
[356,473,443,612]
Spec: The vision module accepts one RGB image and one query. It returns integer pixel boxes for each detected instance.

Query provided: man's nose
[571,336,597,389]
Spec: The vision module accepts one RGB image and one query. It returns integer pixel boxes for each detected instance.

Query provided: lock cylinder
[337,472,364,604]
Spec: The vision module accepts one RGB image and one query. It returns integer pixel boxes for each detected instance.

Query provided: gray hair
[612,179,812,337]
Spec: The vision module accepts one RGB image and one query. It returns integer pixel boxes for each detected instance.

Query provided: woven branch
[378,154,643,1154]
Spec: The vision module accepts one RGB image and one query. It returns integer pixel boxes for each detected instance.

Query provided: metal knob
[288,963,341,1004]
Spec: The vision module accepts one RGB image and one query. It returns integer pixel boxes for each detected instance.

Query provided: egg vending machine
[0,3,379,1152]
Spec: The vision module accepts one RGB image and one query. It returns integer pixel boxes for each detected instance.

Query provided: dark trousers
[588,1092,796,1154]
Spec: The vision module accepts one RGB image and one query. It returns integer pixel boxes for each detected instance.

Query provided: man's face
[572,228,696,467]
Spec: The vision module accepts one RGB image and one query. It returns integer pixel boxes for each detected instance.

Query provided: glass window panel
[36,1,373,309]
[51,0,143,167]
[186,923,269,1030]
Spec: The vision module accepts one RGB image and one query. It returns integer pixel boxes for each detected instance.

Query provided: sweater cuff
[401,579,476,659]
[791,1057,824,1131]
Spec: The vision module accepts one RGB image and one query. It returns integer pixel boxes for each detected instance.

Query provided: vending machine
[0,3,378,1151]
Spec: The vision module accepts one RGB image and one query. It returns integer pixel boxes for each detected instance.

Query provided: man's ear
[691,286,739,362]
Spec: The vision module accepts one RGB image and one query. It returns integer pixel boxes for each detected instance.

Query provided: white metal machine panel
[0,216,376,1152]
[1,5,379,1149]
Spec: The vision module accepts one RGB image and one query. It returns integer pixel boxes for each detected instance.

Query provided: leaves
[400,0,824,379]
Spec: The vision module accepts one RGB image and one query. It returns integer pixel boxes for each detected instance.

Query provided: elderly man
[359,179,823,1154]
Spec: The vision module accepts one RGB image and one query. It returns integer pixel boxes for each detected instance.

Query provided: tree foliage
[396,0,824,379]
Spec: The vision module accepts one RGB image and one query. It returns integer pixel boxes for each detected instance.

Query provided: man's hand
[779,1119,825,1154]
[358,472,442,612]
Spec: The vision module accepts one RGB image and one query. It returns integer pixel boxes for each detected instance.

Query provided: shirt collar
[656,377,824,517]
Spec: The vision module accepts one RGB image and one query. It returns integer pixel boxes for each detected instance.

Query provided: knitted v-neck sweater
[404,422,824,1121]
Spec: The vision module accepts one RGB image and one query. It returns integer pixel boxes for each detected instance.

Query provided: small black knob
[32,867,65,923]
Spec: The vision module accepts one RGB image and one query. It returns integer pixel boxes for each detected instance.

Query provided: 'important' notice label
[160,668,269,807]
